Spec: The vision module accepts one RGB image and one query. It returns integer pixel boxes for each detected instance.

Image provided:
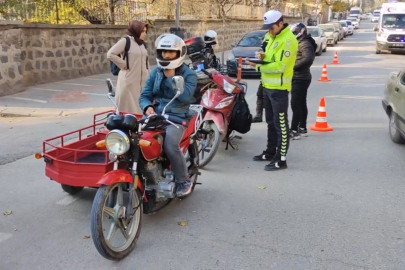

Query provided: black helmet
[290,22,307,41]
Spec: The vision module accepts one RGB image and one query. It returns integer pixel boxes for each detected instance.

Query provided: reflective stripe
[262,77,292,85]
[316,117,327,122]
[260,64,286,74]
[318,106,326,112]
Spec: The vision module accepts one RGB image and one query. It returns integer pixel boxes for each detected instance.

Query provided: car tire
[389,110,405,144]
[322,43,327,52]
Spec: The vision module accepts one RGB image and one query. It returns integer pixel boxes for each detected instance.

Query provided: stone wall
[0,17,301,97]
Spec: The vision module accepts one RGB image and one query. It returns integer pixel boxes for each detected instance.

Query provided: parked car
[226,30,266,77]
[319,23,339,46]
[382,66,405,144]
[345,20,355,35]
[307,26,327,56]
[347,16,359,29]
[333,22,345,40]
[339,20,349,36]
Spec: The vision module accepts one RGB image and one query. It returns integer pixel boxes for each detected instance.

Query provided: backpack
[228,93,252,135]
[110,36,131,76]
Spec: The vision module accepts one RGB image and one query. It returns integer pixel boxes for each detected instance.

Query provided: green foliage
[332,0,350,12]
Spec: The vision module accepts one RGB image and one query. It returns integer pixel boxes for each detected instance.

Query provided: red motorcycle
[195,68,248,167]
[90,77,202,260]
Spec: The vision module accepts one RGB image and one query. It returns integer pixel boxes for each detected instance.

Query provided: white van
[374,2,405,54]
[371,9,381,22]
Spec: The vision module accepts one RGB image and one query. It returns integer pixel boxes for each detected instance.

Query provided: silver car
[318,24,339,46]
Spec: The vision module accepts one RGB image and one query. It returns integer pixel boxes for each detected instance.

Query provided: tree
[332,0,350,12]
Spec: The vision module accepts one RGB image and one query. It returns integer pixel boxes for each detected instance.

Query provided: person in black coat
[289,22,317,140]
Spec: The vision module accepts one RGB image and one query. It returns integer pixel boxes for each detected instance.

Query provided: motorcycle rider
[252,32,271,123]
[245,10,298,171]
[139,34,197,197]
[289,22,317,140]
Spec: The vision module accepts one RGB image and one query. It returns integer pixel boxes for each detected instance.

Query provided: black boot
[252,113,262,123]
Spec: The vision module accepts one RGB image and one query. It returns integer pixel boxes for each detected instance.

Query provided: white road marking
[0,232,13,243]
[82,78,114,82]
[56,194,85,205]
[7,97,48,103]
[31,88,63,92]
[325,95,381,100]
[81,92,107,96]
[59,82,93,87]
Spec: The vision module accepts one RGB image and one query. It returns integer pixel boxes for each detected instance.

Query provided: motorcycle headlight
[105,130,130,155]
[215,98,233,109]
[223,79,236,94]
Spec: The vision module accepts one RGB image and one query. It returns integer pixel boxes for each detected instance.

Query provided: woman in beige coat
[107,20,149,114]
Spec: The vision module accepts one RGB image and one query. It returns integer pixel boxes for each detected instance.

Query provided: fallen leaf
[178,221,188,226]
[257,186,266,190]
[3,210,12,216]
[83,235,91,239]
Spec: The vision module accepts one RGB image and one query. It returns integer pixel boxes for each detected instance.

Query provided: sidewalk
[0,50,232,117]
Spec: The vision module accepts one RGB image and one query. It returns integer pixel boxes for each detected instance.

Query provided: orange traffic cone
[331,51,340,64]
[310,97,333,132]
[318,63,331,82]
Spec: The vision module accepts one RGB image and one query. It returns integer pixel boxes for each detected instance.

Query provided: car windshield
[308,28,319,37]
[237,32,265,47]
[320,25,334,32]
[351,10,360,15]
[346,21,352,25]
[348,17,357,21]
[373,12,380,16]
[382,14,405,29]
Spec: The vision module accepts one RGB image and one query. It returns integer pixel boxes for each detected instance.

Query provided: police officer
[252,32,270,123]
[246,10,298,171]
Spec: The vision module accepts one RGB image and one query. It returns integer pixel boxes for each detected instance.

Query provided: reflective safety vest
[255,26,298,91]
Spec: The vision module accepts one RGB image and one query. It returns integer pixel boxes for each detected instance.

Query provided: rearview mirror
[231,42,237,48]
[106,78,115,97]
[172,76,185,95]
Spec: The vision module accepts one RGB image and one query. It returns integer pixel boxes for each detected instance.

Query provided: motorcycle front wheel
[90,183,143,260]
[197,121,220,168]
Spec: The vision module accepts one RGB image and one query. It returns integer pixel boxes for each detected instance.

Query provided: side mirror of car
[373,25,379,31]
[231,42,237,48]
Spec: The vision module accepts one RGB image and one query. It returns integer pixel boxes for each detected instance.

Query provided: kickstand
[225,131,239,150]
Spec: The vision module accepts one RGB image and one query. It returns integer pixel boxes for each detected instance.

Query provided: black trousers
[263,88,289,159]
[290,79,311,131]
[255,82,264,115]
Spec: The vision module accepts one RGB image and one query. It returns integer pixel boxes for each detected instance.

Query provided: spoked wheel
[197,121,220,168]
[90,183,143,260]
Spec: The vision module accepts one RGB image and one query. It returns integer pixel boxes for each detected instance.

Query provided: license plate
[393,43,405,47]
[242,65,253,69]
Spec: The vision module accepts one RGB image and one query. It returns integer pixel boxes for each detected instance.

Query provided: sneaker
[264,160,287,171]
[299,128,308,137]
[176,179,192,197]
[253,151,276,161]
[290,130,301,140]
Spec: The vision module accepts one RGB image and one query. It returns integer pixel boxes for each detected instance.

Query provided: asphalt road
[1,21,405,270]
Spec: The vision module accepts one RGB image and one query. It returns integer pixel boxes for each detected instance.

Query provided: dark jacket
[293,34,317,80]
[139,63,197,120]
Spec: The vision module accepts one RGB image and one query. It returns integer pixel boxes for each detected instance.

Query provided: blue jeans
[164,125,188,183]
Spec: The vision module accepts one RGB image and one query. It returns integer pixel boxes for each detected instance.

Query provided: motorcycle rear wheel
[90,183,143,260]
[197,121,220,168]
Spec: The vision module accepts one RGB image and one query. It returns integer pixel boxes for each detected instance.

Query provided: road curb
[0,106,114,117]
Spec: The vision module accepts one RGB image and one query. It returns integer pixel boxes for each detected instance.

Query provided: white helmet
[204,30,217,44]
[155,34,187,70]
